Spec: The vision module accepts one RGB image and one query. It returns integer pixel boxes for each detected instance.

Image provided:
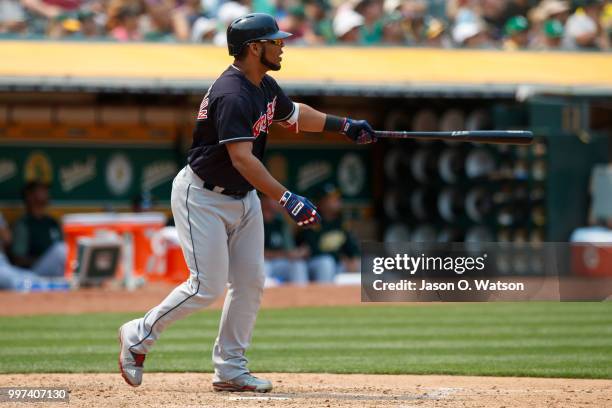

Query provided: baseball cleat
[212,374,272,393]
[118,324,146,387]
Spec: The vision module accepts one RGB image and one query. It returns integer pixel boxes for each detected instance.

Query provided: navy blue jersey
[188,65,295,191]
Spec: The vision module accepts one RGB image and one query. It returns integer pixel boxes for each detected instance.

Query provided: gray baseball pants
[121,165,265,382]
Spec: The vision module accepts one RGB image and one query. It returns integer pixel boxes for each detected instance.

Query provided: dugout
[0,43,610,257]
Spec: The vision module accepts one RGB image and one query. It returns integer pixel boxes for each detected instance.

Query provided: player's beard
[260,49,281,71]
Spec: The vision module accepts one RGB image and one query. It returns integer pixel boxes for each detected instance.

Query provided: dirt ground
[3,277,610,316]
[0,283,363,316]
[1,373,611,408]
[2,284,611,407]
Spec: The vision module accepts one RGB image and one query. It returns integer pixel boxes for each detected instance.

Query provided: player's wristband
[324,115,347,133]
[279,191,291,206]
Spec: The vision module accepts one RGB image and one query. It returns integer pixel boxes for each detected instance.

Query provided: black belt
[203,182,249,199]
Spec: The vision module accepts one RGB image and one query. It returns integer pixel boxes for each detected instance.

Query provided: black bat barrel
[374,130,533,145]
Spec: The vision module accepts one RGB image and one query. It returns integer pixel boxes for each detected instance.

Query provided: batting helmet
[227,13,292,56]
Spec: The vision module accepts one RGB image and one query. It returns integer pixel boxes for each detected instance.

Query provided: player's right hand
[279,191,321,228]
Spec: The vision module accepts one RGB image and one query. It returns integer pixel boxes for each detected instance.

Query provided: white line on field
[228,396,291,401]
[225,387,461,402]
[421,387,462,399]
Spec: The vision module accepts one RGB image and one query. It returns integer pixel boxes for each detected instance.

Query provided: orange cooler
[62,213,167,280]
[166,240,189,283]
[570,227,612,277]
[149,227,190,283]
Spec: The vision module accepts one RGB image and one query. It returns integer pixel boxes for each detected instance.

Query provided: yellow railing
[1,41,611,87]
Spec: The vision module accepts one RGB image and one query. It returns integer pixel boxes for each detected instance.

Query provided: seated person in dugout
[10,181,66,278]
[0,211,65,290]
[262,195,309,285]
[297,183,360,282]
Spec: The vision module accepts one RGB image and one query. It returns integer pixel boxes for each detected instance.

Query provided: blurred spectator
[173,0,207,41]
[279,6,317,44]
[262,196,309,285]
[191,16,217,42]
[563,0,605,50]
[481,0,514,40]
[21,0,60,35]
[604,1,612,25]
[527,0,569,47]
[536,18,564,49]
[0,212,66,290]
[107,3,143,41]
[603,1,612,49]
[447,0,481,24]
[303,0,335,44]
[399,0,427,45]
[355,0,384,44]
[77,9,103,37]
[7,0,611,50]
[141,0,176,41]
[20,0,74,19]
[132,191,154,212]
[0,213,11,254]
[505,0,535,19]
[297,184,360,282]
[381,11,405,44]
[21,0,84,35]
[0,0,27,35]
[453,20,492,48]
[503,15,530,49]
[333,7,364,43]
[11,181,66,278]
[538,0,571,23]
[47,12,82,38]
[212,1,249,46]
[525,1,556,40]
[423,16,452,47]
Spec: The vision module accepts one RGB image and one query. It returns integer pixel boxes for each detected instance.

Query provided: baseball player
[118,13,375,393]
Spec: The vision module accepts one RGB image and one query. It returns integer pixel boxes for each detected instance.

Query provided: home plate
[228,396,291,401]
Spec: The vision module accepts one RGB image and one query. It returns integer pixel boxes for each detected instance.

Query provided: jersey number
[197,97,209,120]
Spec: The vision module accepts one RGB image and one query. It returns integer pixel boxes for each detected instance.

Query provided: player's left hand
[279,191,321,228]
[342,118,377,144]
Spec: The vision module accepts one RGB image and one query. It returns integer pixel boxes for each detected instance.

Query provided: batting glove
[342,118,377,145]
[279,191,321,228]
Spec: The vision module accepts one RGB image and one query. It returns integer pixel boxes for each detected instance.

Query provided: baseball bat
[373,130,533,145]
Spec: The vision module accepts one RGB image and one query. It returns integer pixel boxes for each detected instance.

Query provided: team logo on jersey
[252,97,277,138]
